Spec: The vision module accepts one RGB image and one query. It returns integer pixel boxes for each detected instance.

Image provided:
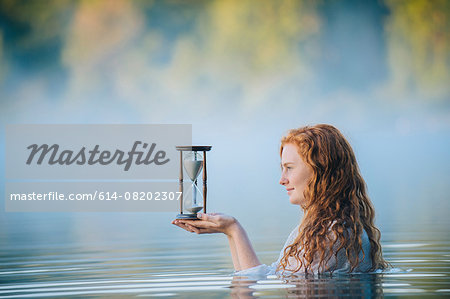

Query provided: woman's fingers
[172,220,204,231]
[176,219,218,230]
[172,219,219,234]
[172,220,196,233]
[197,212,218,222]
[184,223,199,233]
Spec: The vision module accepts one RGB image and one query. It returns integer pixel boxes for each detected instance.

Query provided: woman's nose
[279,174,288,185]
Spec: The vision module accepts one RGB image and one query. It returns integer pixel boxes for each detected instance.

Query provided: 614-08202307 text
[9,191,183,201]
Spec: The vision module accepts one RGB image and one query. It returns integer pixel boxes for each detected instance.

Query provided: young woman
[172,124,388,275]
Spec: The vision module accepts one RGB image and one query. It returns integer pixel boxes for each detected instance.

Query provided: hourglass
[175,146,211,219]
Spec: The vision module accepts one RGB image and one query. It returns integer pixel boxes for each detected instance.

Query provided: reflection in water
[229,274,383,299]
[230,278,259,299]
[283,275,383,298]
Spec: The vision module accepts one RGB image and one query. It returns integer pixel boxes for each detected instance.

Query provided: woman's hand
[171,213,238,236]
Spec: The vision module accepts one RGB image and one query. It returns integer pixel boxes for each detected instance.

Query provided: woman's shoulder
[289,223,301,237]
[275,224,301,261]
[285,224,301,245]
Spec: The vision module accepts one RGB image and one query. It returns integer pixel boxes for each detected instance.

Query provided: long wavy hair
[278,124,388,274]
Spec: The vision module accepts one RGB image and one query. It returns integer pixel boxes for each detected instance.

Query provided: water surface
[0,213,449,298]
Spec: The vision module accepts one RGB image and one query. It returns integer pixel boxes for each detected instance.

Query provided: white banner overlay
[5,124,192,212]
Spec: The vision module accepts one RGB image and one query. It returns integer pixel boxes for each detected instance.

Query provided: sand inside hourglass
[188,206,203,213]
[184,160,203,181]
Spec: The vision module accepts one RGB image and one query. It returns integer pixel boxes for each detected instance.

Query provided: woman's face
[279,143,313,207]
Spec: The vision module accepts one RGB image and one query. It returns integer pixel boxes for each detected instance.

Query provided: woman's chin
[289,198,301,205]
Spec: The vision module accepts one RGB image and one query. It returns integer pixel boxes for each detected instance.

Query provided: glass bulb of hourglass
[183,153,203,181]
[183,152,204,214]
[184,184,203,214]
[182,181,203,214]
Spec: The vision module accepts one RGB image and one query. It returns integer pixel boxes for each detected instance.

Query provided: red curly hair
[278,124,388,274]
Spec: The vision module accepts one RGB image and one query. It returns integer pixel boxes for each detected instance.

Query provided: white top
[235,223,373,277]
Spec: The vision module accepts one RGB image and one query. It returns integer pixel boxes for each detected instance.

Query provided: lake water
[0,212,449,298]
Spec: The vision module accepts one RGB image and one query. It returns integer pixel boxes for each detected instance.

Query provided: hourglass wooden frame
[175,146,212,220]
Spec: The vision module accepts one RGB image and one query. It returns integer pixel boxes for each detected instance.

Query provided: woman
[172,124,388,275]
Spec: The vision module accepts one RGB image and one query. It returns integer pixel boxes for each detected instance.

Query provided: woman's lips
[287,188,294,194]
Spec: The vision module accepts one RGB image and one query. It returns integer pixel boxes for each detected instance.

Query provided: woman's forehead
[281,143,301,161]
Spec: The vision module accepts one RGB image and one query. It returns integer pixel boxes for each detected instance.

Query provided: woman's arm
[172,213,261,271]
[227,235,241,271]
[226,220,261,271]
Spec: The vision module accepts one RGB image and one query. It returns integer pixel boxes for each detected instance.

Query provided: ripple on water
[0,237,449,297]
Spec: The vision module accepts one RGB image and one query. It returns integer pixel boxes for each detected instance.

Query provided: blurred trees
[385,0,450,100]
[0,0,449,102]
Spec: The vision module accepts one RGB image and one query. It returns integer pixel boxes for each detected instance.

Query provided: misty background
[0,0,449,259]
